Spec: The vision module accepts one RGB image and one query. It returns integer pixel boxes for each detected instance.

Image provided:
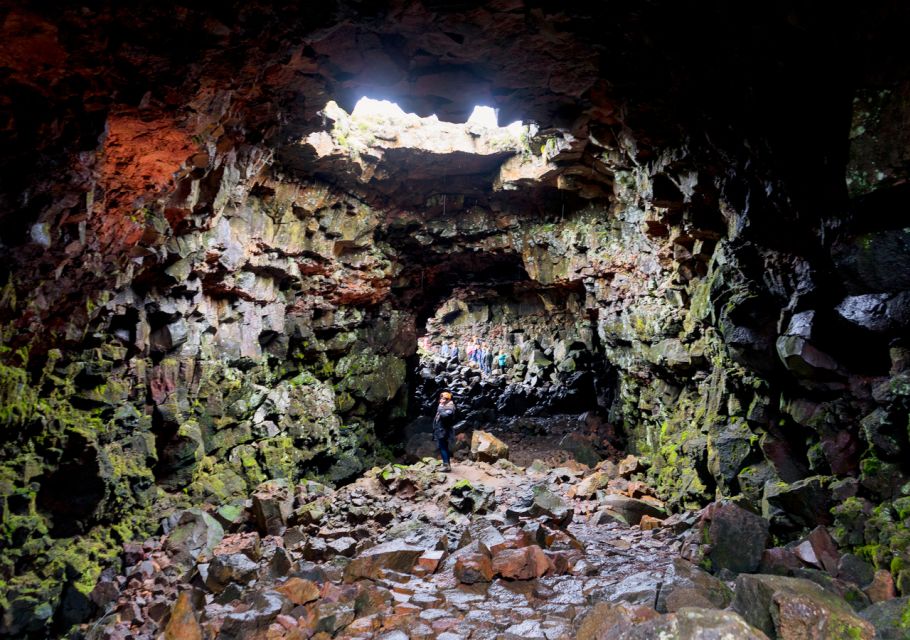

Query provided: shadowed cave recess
[2,2,910,638]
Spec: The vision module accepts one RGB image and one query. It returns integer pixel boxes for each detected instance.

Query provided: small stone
[639,515,663,531]
[492,545,551,580]
[618,455,642,478]
[416,549,445,573]
[275,577,320,605]
[454,553,494,584]
[864,569,897,603]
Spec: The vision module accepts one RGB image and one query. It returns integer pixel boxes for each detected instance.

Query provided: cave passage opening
[387,245,621,469]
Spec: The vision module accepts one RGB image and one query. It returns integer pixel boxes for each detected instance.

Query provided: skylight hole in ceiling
[308,97,535,159]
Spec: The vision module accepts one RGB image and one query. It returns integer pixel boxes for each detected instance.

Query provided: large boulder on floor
[732,574,875,640]
[576,602,661,640]
[655,558,733,613]
[450,479,497,514]
[605,571,664,607]
[681,501,769,574]
[596,494,665,526]
[163,509,225,569]
[619,608,771,640]
[471,430,510,462]
[274,577,320,606]
[576,603,767,640]
[858,596,910,640]
[343,540,425,582]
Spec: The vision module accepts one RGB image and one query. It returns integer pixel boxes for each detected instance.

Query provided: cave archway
[381,243,621,468]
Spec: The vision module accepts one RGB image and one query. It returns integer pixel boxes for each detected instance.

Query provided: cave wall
[2,1,910,634]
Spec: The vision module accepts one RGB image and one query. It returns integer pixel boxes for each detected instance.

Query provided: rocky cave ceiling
[4,0,908,341]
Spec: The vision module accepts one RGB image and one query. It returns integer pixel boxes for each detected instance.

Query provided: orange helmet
[440,391,453,400]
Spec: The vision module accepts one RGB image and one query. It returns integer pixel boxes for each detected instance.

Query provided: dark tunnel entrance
[384,249,622,468]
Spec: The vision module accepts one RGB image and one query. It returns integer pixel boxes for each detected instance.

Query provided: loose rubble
[77,447,907,640]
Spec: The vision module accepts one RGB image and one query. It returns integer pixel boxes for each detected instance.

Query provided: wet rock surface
[72,450,902,640]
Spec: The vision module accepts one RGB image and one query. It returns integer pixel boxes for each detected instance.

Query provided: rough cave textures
[1,1,910,638]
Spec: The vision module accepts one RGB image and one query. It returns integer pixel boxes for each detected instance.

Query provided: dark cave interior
[2,1,910,638]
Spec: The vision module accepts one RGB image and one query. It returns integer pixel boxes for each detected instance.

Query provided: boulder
[865,569,898,603]
[218,591,289,640]
[597,494,665,526]
[836,553,876,588]
[450,479,496,514]
[343,540,425,582]
[681,501,769,574]
[491,545,551,580]
[251,479,294,536]
[206,553,259,593]
[163,509,225,569]
[454,553,494,584]
[274,577,320,606]
[576,602,660,640]
[163,592,202,640]
[732,574,875,639]
[759,547,804,576]
[470,430,510,463]
[618,455,642,478]
[528,485,573,526]
[618,608,771,640]
[605,571,663,607]
[791,568,871,612]
[655,558,733,613]
[574,470,613,499]
[213,532,262,561]
[762,476,833,533]
[457,520,507,553]
[858,596,910,640]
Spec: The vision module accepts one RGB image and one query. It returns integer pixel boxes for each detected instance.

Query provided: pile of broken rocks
[80,436,907,640]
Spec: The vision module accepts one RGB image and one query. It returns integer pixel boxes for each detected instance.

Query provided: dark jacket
[433,400,456,439]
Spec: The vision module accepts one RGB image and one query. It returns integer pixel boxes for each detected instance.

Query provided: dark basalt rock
[2,3,910,634]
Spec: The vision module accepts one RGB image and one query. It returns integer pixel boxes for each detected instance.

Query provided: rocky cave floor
[77,432,903,640]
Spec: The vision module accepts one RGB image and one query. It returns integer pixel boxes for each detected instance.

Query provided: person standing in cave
[482,342,494,375]
[440,341,450,359]
[433,391,457,472]
[497,350,508,373]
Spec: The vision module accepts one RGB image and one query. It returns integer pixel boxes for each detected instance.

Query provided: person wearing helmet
[433,391,457,472]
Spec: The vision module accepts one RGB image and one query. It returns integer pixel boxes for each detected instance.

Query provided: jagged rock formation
[2,1,910,637]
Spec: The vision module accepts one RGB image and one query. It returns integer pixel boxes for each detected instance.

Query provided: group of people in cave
[436,336,509,376]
